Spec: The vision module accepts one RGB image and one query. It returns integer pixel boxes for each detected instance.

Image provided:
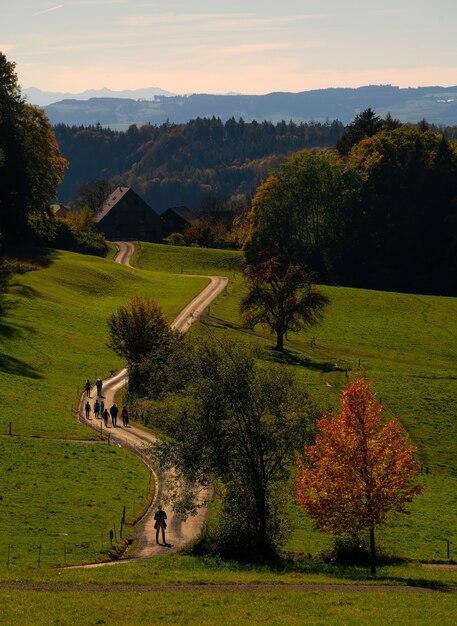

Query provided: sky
[2,0,457,95]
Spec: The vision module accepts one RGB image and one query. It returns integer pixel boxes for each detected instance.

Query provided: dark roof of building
[51,203,70,216]
[162,205,198,224]
[94,186,131,223]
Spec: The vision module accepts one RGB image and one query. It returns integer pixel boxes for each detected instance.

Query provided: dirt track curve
[77,241,228,565]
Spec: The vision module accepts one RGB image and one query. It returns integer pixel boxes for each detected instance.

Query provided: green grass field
[136,243,457,564]
[1,589,456,626]
[0,248,207,567]
[1,242,456,621]
[201,280,457,562]
[0,437,151,567]
[0,249,207,437]
[134,241,243,276]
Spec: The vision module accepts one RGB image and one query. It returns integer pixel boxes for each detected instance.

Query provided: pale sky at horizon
[2,0,457,95]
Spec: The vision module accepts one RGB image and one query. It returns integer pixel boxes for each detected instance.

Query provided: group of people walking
[84,399,129,428]
[84,377,170,547]
[83,378,129,428]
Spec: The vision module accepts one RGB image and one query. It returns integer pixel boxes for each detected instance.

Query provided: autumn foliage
[295,377,424,573]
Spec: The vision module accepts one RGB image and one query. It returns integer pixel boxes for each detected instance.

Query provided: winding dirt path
[78,242,228,564]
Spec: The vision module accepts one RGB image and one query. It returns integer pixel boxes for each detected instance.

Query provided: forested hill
[46,85,457,129]
[55,117,343,211]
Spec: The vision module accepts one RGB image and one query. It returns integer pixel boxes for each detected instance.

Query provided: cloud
[33,4,64,16]
[121,12,324,28]
[217,41,324,56]
[122,12,249,26]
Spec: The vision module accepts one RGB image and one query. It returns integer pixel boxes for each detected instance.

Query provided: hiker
[93,399,100,419]
[110,403,118,427]
[96,378,103,398]
[154,505,168,545]
[121,406,129,427]
[102,408,110,427]
[85,401,90,419]
[84,379,91,397]
[100,400,105,417]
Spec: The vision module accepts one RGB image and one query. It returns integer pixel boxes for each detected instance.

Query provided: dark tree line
[54,117,344,211]
[246,113,457,296]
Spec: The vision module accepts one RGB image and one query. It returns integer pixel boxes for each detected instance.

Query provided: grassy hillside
[134,242,243,277]
[0,248,207,566]
[0,249,207,438]
[0,243,456,626]
[1,242,456,590]
[137,244,457,563]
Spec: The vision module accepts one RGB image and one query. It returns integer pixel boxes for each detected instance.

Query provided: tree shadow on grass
[3,245,61,270]
[263,553,456,591]
[266,347,345,374]
[0,322,22,340]
[0,352,43,379]
[7,283,40,299]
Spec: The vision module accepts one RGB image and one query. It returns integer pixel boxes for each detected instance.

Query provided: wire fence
[3,471,155,570]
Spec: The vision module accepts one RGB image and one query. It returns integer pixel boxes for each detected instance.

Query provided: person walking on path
[110,403,119,427]
[96,378,103,398]
[100,400,105,417]
[84,379,91,397]
[102,408,110,427]
[85,401,91,419]
[154,505,168,545]
[93,399,100,419]
[121,406,129,427]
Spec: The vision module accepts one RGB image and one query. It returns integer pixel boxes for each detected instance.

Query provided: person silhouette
[154,505,167,545]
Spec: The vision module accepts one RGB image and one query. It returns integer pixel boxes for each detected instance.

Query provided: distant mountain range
[30,85,457,129]
[24,86,176,106]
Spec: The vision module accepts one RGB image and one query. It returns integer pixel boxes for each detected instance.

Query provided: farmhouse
[161,205,198,237]
[94,187,162,241]
[51,203,71,219]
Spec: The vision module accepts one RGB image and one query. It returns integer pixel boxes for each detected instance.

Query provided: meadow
[1,588,456,626]
[138,243,457,564]
[0,248,207,566]
[1,242,456,614]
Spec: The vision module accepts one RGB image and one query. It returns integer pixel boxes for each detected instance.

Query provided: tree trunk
[369,527,376,576]
[275,331,285,351]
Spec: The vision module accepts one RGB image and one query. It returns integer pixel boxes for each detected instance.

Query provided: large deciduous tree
[0,53,67,246]
[149,339,319,560]
[107,296,182,396]
[295,377,424,575]
[244,150,363,278]
[240,257,330,351]
[73,178,114,214]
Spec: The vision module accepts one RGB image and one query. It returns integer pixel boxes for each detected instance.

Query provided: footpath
[77,242,228,563]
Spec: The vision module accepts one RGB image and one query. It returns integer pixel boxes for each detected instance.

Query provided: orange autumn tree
[295,377,424,575]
